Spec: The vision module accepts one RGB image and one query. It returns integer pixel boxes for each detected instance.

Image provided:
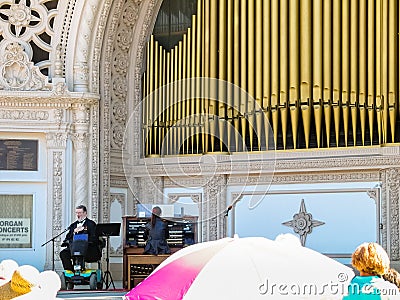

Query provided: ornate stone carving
[0,42,50,91]
[46,133,68,149]
[138,176,164,204]
[204,175,226,240]
[0,0,55,79]
[52,82,69,96]
[54,109,64,127]
[73,104,90,124]
[90,103,99,222]
[0,0,52,41]
[99,0,127,221]
[0,109,48,120]
[282,199,325,246]
[386,168,400,260]
[72,132,90,150]
[54,44,63,78]
[52,151,64,262]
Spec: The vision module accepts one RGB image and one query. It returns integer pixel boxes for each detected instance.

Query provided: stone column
[72,104,91,210]
[45,132,68,270]
[382,168,400,261]
[203,175,227,241]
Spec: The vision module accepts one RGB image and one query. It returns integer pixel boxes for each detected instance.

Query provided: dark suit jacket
[64,218,101,262]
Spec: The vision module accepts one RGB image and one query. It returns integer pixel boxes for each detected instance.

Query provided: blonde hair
[383,268,400,290]
[352,242,390,276]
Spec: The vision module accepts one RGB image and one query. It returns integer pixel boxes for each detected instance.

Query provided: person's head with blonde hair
[351,242,390,276]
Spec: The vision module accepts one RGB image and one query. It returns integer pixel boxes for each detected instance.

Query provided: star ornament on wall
[282,199,325,246]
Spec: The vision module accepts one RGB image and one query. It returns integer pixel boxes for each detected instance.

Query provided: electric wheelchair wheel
[89,273,97,290]
[60,273,74,290]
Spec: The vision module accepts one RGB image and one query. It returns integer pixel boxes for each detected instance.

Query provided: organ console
[122,216,197,289]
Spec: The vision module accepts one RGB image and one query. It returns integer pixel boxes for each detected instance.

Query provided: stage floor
[57,281,127,299]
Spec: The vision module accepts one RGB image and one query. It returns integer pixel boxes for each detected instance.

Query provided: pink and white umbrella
[124,234,354,299]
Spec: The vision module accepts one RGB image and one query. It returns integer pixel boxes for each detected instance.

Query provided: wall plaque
[0,140,38,171]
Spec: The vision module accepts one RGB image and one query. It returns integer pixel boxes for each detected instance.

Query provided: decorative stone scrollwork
[52,151,64,262]
[0,0,56,79]
[73,104,90,124]
[46,133,68,149]
[52,82,68,96]
[72,132,90,150]
[0,42,50,91]
[204,175,226,240]
[0,109,48,120]
[385,168,400,260]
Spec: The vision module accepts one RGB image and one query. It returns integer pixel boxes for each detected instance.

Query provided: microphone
[224,205,233,217]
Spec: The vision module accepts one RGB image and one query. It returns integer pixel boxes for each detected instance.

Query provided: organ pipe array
[142,0,400,156]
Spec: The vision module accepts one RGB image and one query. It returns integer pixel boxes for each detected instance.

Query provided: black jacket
[64,218,101,262]
[65,218,97,244]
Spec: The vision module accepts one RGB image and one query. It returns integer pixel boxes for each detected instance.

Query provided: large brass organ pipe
[195,4,202,153]
[263,0,271,151]
[375,0,382,144]
[367,0,375,145]
[141,0,400,157]
[240,0,248,150]
[388,0,396,142]
[148,36,154,154]
[248,0,255,150]
[381,0,388,144]
[271,0,279,147]
[300,0,312,149]
[323,0,332,147]
[332,0,341,147]
[289,0,299,149]
[168,49,174,155]
[183,33,189,154]
[158,47,168,153]
[359,0,367,145]
[342,1,350,146]
[165,52,171,155]
[173,45,178,153]
[350,0,359,146]
[209,0,217,152]
[177,40,183,153]
[202,0,210,153]
[152,41,160,154]
[233,0,240,152]
[280,0,288,149]
[255,0,263,151]
[189,24,195,154]
[219,0,227,152]
[313,0,323,148]
[144,39,150,154]
[226,0,233,151]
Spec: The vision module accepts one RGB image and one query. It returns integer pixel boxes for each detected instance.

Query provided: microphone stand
[224,205,233,238]
[41,227,69,271]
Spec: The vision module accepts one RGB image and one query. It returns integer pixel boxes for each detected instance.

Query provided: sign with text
[0,139,38,171]
[0,218,31,244]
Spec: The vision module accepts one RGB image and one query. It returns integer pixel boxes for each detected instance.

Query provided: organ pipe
[142,0,400,156]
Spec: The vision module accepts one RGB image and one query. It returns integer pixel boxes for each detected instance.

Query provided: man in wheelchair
[60,205,104,290]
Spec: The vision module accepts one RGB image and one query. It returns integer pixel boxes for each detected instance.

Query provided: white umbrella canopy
[125,234,354,300]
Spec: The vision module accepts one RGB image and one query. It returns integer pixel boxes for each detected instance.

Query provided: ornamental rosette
[0,0,50,41]
[291,212,313,236]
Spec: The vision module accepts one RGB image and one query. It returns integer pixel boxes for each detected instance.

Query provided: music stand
[96,223,121,290]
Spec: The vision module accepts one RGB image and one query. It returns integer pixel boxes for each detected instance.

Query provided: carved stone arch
[98,0,163,219]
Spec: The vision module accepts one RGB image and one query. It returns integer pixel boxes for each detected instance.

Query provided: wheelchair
[60,233,105,290]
